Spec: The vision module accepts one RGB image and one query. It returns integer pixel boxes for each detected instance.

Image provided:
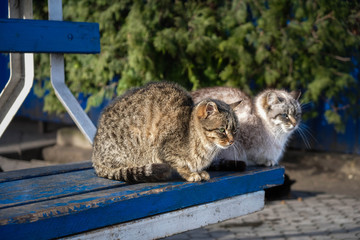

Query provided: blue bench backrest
[0,16,100,142]
[0,19,100,53]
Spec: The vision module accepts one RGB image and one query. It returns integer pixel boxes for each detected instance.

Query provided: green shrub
[33,0,360,132]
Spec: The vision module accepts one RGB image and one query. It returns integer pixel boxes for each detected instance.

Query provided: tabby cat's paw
[200,171,210,181]
[186,172,202,182]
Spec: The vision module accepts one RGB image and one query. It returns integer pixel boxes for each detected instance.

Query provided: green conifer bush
[33,0,360,131]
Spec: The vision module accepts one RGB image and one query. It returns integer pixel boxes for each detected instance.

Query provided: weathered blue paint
[0,161,92,183]
[0,164,284,240]
[0,19,100,54]
[0,170,125,209]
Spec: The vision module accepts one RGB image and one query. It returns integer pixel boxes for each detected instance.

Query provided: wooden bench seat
[0,162,284,240]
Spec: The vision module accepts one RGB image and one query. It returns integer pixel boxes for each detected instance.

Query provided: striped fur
[92,82,239,183]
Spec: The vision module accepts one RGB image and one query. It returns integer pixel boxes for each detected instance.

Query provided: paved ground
[282,150,360,199]
[1,118,360,240]
[163,192,360,240]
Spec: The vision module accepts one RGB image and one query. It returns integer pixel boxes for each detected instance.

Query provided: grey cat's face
[196,100,239,149]
[263,90,301,133]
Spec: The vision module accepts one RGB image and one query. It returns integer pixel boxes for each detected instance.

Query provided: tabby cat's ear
[229,100,243,110]
[205,101,218,116]
[197,101,218,119]
[290,90,301,101]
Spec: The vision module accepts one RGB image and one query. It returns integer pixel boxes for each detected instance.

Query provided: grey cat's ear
[267,92,279,105]
[197,101,218,119]
[290,90,301,101]
[229,100,243,110]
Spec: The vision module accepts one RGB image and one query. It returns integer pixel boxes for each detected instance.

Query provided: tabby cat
[92,82,240,183]
[192,87,301,167]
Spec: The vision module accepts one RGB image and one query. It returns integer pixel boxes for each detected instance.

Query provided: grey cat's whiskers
[296,123,316,149]
[269,128,278,146]
[271,127,283,147]
[300,101,313,111]
[233,141,247,165]
[297,128,311,149]
[232,143,239,160]
[208,147,221,162]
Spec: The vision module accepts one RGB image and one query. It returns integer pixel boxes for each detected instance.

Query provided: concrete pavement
[163,192,360,240]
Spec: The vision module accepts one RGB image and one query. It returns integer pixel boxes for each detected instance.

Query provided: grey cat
[92,82,240,183]
[192,87,301,167]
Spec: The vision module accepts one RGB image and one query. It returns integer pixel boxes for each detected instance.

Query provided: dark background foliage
[33,0,360,132]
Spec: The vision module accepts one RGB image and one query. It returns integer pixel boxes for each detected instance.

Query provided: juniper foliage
[33,0,360,132]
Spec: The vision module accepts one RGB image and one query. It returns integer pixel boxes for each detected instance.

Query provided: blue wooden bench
[0,162,284,240]
[0,1,285,239]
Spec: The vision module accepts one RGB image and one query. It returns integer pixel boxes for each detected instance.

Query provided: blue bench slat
[0,167,234,209]
[0,169,125,209]
[0,19,100,53]
[0,161,92,183]
[0,166,284,240]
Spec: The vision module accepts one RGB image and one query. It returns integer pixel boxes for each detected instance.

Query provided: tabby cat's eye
[218,128,225,133]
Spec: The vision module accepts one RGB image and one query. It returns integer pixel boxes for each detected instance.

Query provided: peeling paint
[0,166,284,240]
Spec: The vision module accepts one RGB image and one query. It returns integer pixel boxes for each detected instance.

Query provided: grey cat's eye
[282,114,288,119]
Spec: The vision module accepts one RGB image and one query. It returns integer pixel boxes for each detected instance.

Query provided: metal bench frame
[0,0,97,143]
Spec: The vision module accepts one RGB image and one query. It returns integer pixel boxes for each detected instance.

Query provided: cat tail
[93,162,172,183]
